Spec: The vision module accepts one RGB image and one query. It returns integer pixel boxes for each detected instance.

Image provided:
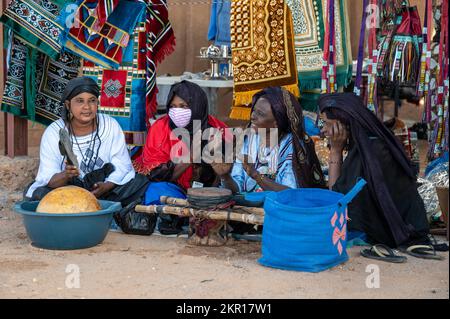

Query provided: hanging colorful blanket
[1,30,81,125]
[145,0,176,125]
[321,0,337,94]
[95,0,120,27]
[230,0,300,120]
[61,0,146,69]
[354,0,369,96]
[31,50,81,125]
[82,0,176,146]
[1,32,29,118]
[83,19,147,146]
[285,0,352,91]
[0,0,64,59]
[428,0,449,160]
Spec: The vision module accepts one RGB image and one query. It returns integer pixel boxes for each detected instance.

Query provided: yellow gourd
[36,186,101,214]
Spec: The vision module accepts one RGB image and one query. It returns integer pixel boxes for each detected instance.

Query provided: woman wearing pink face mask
[133,81,229,234]
[134,81,228,189]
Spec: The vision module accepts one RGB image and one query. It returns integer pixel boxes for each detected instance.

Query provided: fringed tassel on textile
[132,157,157,175]
[153,34,176,66]
[233,84,300,107]
[298,70,352,92]
[145,89,158,128]
[229,106,252,121]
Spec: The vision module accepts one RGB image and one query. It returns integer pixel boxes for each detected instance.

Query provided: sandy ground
[0,209,448,299]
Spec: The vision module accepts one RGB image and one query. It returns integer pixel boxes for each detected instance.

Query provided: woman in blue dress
[212,86,325,193]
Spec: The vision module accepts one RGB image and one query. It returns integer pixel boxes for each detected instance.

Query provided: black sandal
[400,245,444,260]
[360,244,407,263]
[427,234,449,252]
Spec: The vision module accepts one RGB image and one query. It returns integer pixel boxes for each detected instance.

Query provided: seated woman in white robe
[25,77,148,206]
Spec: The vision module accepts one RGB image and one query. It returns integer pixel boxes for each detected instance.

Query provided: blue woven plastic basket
[14,200,122,250]
[246,178,367,272]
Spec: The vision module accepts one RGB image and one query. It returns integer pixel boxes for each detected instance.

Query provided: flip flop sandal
[401,245,444,260]
[360,244,407,263]
[427,234,449,252]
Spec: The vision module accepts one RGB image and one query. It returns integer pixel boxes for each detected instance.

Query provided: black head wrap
[318,92,417,245]
[61,77,100,121]
[62,76,100,102]
[166,80,209,133]
[251,87,326,188]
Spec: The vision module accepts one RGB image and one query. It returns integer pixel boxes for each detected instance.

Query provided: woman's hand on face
[211,162,233,177]
[323,120,348,154]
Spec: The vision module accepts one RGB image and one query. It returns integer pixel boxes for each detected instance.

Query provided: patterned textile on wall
[230,0,300,120]
[0,0,64,59]
[82,0,176,146]
[1,30,81,125]
[286,0,352,103]
[145,0,176,125]
[32,51,81,125]
[74,0,174,142]
[1,33,29,117]
[95,0,120,27]
[62,0,146,69]
[83,20,147,146]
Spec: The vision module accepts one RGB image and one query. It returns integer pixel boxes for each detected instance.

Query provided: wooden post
[1,0,28,157]
[4,113,28,157]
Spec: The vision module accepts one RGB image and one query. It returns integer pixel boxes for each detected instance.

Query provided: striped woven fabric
[95,0,120,27]
[62,0,146,69]
[145,0,176,125]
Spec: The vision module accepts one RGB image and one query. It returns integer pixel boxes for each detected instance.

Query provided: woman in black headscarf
[318,92,431,249]
[134,80,229,190]
[133,81,229,235]
[25,76,149,206]
[213,86,325,193]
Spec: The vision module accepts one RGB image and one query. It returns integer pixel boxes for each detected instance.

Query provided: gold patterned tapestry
[230,0,300,120]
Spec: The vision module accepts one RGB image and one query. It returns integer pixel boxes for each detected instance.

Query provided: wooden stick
[135,205,264,225]
[160,196,189,206]
[159,196,265,216]
[233,206,265,216]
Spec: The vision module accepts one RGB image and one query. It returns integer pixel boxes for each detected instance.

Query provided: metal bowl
[14,200,122,250]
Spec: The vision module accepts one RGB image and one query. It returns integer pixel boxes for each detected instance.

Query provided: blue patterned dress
[229,133,298,193]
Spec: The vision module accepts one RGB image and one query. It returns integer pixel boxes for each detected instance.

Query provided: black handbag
[114,199,157,236]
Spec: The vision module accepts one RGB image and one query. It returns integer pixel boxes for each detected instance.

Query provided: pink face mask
[168,108,192,128]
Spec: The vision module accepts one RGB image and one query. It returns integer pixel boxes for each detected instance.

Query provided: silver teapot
[199,45,221,58]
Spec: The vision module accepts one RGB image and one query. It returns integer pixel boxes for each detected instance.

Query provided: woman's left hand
[91,181,116,198]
